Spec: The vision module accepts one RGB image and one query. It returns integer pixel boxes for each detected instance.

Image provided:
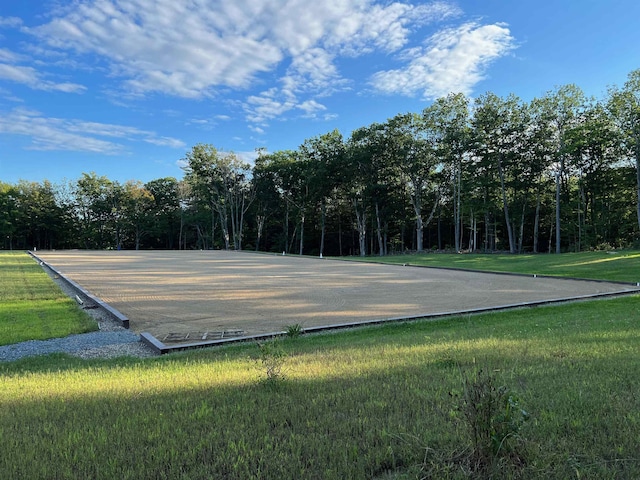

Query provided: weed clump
[285,323,303,338]
[256,340,287,387]
[453,368,530,476]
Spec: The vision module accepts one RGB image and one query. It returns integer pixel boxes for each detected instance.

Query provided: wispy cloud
[370,22,516,99]
[20,1,515,131]
[0,107,185,153]
[0,17,23,28]
[0,47,87,93]
[26,1,465,123]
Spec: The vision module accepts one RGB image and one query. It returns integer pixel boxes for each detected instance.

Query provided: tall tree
[608,69,640,233]
[472,93,529,253]
[182,144,254,250]
[146,177,181,249]
[300,129,344,257]
[347,122,399,256]
[385,112,440,252]
[539,85,585,252]
[121,181,155,250]
[75,173,119,249]
[565,99,622,248]
[0,182,20,250]
[528,96,558,252]
[251,150,309,254]
[425,93,471,253]
[251,149,282,252]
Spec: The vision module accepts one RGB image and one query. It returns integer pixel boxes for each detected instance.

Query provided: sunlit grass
[1,250,640,478]
[0,252,97,345]
[1,295,639,478]
[354,250,640,283]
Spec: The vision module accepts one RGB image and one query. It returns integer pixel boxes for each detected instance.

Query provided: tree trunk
[411,195,423,252]
[255,213,265,251]
[353,199,367,257]
[375,201,384,256]
[288,225,298,254]
[454,159,462,252]
[338,215,343,256]
[299,213,305,255]
[472,214,477,252]
[218,208,230,250]
[319,201,326,257]
[555,172,561,253]
[284,203,289,253]
[497,155,516,253]
[636,149,640,233]
[518,201,526,254]
[533,185,541,253]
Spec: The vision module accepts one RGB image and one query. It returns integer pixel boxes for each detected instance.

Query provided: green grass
[0,252,97,345]
[352,250,640,283]
[1,251,639,478]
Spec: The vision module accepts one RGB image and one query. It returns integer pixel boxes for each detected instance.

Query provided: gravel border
[0,265,157,362]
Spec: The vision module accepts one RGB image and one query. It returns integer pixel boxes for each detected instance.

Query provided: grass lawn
[0,252,97,345]
[351,250,640,283]
[0,251,639,479]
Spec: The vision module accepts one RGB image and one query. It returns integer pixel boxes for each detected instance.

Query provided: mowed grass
[0,251,639,478]
[354,250,640,283]
[0,252,97,345]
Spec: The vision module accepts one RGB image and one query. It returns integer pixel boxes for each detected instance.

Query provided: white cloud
[249,125,265,135]
[20,0,514,131]
[245,89,297,124]
[236,150,261,166]
[0,107,185,153]
[298,100,328,117]
[0,62,87,93]
[0,46,87,93]
[28,0,459,99]
[370,22,515,99]
[0,48,23,62]
[0,17,23,28]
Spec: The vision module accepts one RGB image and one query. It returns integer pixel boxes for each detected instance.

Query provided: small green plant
[285,323,303,338]
[256,340,287,385]
[454,368,529,475]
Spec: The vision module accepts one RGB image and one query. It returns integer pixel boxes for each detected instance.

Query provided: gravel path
[0,265,157,362]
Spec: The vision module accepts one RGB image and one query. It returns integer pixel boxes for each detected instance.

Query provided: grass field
[0,251,639,479]
[0,252,97,345]
[355,250,640,283]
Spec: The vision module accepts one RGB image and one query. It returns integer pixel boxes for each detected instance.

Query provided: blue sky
[1,0,638,185]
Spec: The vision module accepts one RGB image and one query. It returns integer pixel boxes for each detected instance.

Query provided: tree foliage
[3,69,640,254]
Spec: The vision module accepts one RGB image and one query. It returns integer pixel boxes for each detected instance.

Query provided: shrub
[285,323,303,338]
[454,368,529,476]
[256,340,287,386]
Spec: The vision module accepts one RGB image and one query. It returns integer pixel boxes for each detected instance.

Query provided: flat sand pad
[37,250,639,338]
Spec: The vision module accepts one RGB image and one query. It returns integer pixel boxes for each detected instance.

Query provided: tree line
[2,69,639,255]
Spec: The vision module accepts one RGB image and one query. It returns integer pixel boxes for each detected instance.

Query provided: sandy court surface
[36,250,639,339]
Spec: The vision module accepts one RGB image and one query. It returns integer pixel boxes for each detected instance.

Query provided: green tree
[539,85,586,252]
[347,122,400,256]
[528,96,558,252]
[300,129,344,257]
[16,180,69,250]
[608,69,640,234]
[0,182,20,250]
[472,93,530,253]
[384,112,440,252]
[146,177,181,249]
[121,181,155,250]
[565,99,623,248]
[425,93,471,252]
[182,144,254,250]
[75,173,120,249]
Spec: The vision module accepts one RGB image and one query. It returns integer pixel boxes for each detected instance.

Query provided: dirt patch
[35,250,640,339]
